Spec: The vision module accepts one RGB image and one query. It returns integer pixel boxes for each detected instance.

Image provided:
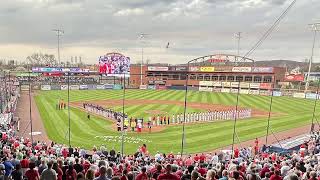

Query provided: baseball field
[34,89,318,154]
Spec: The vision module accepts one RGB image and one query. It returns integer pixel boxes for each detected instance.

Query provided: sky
[0,0,319,64]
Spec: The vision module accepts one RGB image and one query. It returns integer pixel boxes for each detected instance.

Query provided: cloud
[114,8,145,16]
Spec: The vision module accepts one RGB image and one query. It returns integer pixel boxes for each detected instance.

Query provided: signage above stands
[32,67,90,73]
[232,67,252,72]
[147,66,169,71]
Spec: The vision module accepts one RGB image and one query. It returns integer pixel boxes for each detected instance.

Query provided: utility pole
[235,32,242,62]
[53,29,64,66]
[305,23,320,92]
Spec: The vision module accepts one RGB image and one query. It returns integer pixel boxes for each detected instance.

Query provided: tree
[26,53,57,66]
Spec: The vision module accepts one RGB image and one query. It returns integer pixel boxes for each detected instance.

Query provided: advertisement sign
[240,89,249,94]
[213,88,221,92]
[240,82,250,88]
[104,84,114,89]
[232,67,252,72]
[200,66,214,72]
[70,85,79,90]
[230,88,239,94]
[61,85,68,90]
[272,91,282,97]
[284,74,304,82]
[175,66,187,71]
[305,93,318,99]
[139,85,148,90]
[80,85,88,90]
[222,82,231,87]
[20,85,29,91]
[214,66,233,72]
[260,83,272,89]
[282,91,293,96]
[50,85,61,90]
[96,85,105,90]
[260,90,271,96]
[154,80,165,84]
[250,83,260,89]
[157,85,167,90]
[249,90,260,95]
[199,86,213,92]
[168,66,176,71]
[148,85,156,90]
[147,66,168,71]
[98,52,130,75]
[32,67,90,73]
[221,88,230,93]
[189,66,200,72]
[32,85,40,90]
[41,85,51,91]
[87,84,97,90]
[199,81,213,86]
[252,67,273,73]
[293,92,305,99]
[231,82,240,88]
[212,81,222,86]
[113,84,123,90]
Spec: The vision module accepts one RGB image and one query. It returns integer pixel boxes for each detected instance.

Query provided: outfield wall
[22,83,319,100]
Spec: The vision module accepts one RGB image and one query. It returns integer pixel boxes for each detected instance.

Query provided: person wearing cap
[136,166,148,180]
[181,165,194,180]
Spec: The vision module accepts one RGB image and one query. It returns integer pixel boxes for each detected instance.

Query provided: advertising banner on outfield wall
[222,82,231,87]
[293,92,305,99]
[282,91,293,96]
[32,85,40,90]
[96,85,105,90]
[139,85,148,90]
[20,85,29,91]
[199,81,213,86]
[41,85,51,91]
[212,81,222,86]
[214,66,233,72]
[175,66,187,71]
[305,93,318,99]
[240,82,250,88]
[232,67,252,72]
[252,67,274,73]
[199,86,213,92]
[231,82,240,88]
[70,85,79,90]
[200,66,215,72]
[213,88,221,92]
[250,83,260,89]
[189,66,200,72]
[148,85,156,90]
[113,84,122,90]
[284,74,304,82]
[240,89,249,94]
[87,84,97,90]
[272,91,282,97]
[51,85,61,90]
[147,66,168,71]
[61,85,68,90]
[104,84,114,89]
[156,85,167,90]
[260,90,271,96]
[221,88,230,93]
[188,86,199,91]
[230,88,239,94]
[260,83,272,89]
[249,90,260,95]
[80,85,87,90]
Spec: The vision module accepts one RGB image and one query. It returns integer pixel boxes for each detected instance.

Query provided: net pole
[181,62,190,157]
[231,80,240,159]
[311,79,320,133]
[121,73,126,157]
[265,83,274,145]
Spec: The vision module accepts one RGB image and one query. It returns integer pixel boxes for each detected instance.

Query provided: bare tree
[26,53,57,66]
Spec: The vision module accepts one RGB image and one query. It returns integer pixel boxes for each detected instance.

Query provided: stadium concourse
[0,79,319,180]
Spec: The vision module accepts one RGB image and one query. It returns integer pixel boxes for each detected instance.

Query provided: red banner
[284,74,304,82]
[260,83,272,89]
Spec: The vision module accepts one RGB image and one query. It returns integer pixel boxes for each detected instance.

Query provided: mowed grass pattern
[35,89,319,154]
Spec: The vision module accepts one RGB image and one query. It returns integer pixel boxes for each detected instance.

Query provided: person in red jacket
[136,166,148,180]
[270,170,282,180]
[158,164,179,180]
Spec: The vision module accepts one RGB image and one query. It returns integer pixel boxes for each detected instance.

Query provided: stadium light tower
[235,32,242,62]
[139,33,149,86]
[305,23,320,92]
[53,29,64,66]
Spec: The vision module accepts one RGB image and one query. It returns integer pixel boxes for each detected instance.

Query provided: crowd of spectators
[1,83,320,180]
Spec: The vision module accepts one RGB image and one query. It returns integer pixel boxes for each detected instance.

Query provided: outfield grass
[35,89,319,154]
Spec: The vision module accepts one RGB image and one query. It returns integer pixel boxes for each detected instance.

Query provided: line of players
[83,103,127,122]
[149,109,252,126]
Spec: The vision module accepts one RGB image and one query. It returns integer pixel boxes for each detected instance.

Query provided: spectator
[25,162,40,180]
[136,167,148,180]
[157,164,179,180]
[40,161,57,180]
[11,164,23,180]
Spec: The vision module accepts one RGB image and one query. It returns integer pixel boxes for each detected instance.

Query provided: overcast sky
[0,0,319,64]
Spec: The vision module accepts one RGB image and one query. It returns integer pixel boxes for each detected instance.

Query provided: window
[245,76,252,82]
[197,74,204,81]
[212,76,218,81]
[204,74,211,81]
[263,76,272,82]
[254,76,262,82]
[227,76,234,81]
[190,74,197,80]
[236,76,243,81]
[220,76,226,81]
